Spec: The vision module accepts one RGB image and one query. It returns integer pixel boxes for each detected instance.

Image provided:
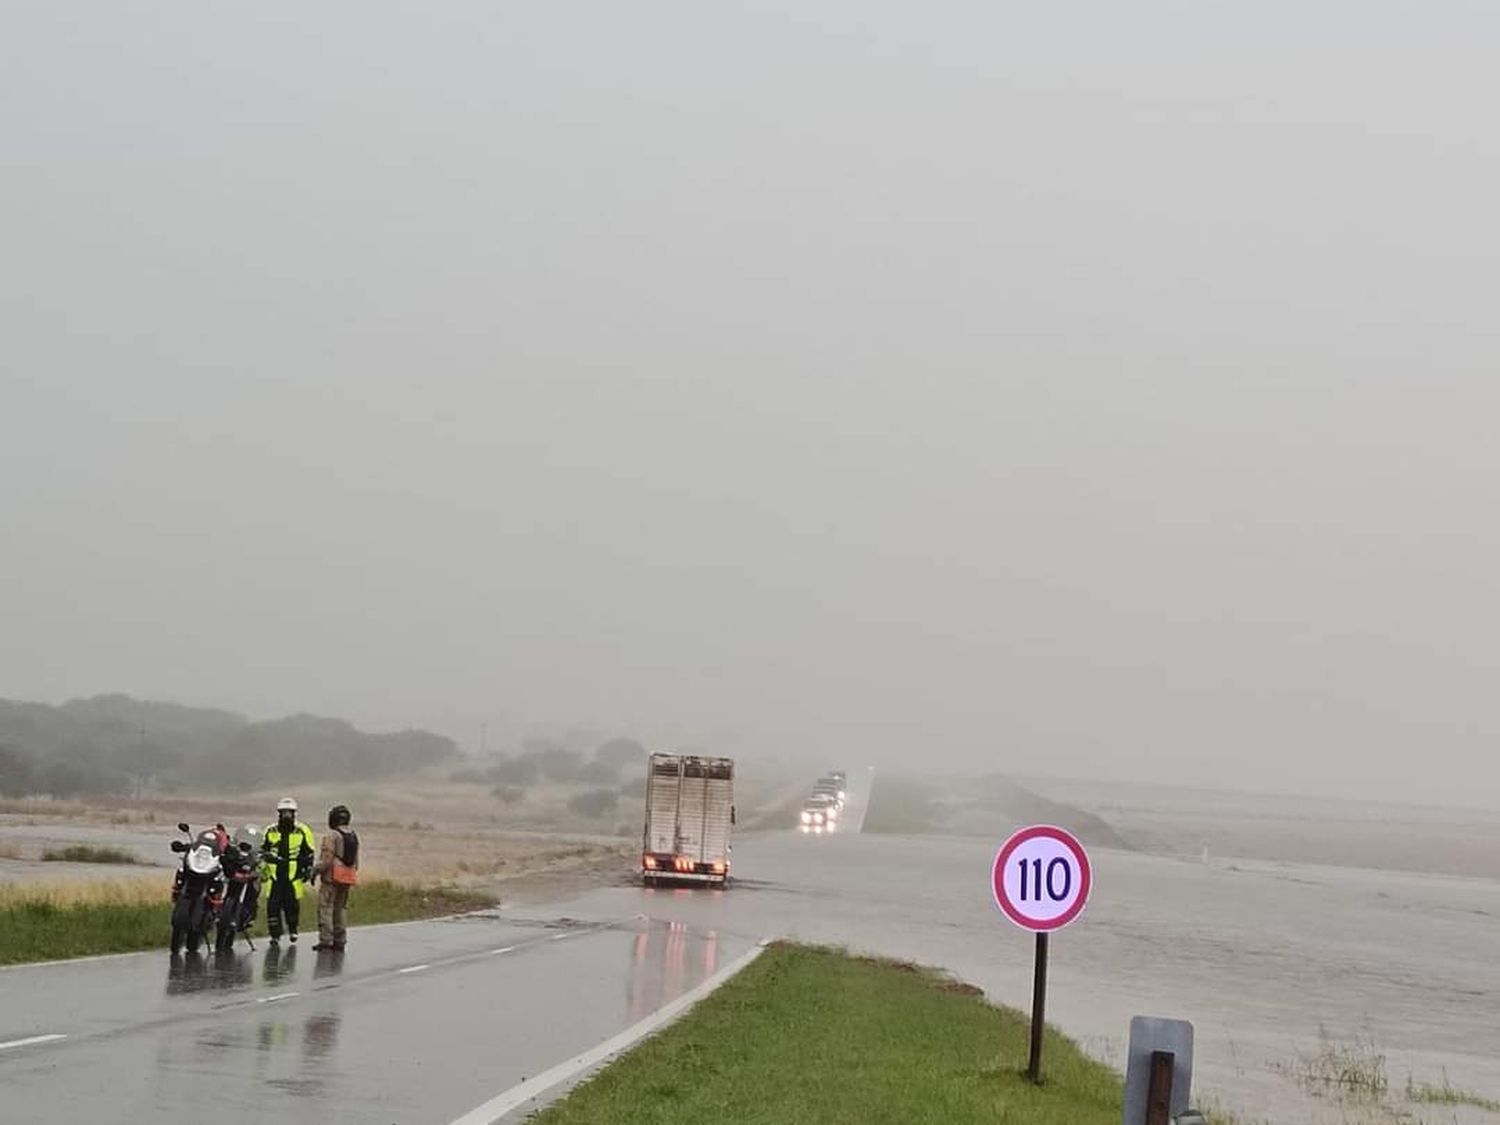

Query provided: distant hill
[862,772,1128,849]
[0,694,458,797]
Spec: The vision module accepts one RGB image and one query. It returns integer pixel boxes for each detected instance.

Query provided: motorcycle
[169,822,225,955]
[215,824,262,953]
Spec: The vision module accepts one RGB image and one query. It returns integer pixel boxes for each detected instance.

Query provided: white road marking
[446,941,769,1125]
[489,946,516,955]
[0,1034,67,1052]
[397,963,431,974]
[548,932,573,941]
[256,992,299,1004]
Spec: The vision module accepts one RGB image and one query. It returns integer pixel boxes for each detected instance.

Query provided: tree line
[0,694,459,798]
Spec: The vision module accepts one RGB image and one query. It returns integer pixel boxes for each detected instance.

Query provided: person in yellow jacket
[260,797,315,944]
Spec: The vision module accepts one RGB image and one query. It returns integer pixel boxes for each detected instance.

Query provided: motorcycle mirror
[170,840,187,852]
[177,822,191,833]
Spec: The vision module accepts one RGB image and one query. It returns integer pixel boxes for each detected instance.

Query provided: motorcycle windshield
[186,845,220,876]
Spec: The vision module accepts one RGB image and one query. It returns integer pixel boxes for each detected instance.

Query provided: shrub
[568,789,619,818]
[40,845,139,865]
[593,737,645,771]
[488,756,541,786]
[576,759,621,784]
[492,785,526,805]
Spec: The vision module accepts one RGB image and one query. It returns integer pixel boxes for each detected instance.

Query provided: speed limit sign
[992,824,1092,933]
[991,824,1094,1082]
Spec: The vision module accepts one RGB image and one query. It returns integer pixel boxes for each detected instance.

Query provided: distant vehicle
[799,795,840,833]
[811,777,844,808]
[641,753,735,886]
[829,770,847,799]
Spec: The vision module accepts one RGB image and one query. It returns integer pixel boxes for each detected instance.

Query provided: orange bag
[331,858,358,886]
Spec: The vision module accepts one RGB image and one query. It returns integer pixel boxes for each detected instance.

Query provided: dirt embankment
[861,774,1127,849]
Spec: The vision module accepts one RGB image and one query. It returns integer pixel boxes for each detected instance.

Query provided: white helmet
[276,797,298,814]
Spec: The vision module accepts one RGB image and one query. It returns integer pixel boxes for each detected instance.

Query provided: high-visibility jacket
[261,821,317,899]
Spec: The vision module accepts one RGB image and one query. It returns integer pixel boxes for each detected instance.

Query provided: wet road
[0,771,876,1125]
[0,913,753,1125]
[6,762,1499,1125]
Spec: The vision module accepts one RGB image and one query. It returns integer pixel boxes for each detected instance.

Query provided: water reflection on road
[626,919,719,1022]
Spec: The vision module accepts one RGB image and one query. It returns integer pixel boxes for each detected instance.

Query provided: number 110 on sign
[1017,855,1072,903]
[992,825,1091,933]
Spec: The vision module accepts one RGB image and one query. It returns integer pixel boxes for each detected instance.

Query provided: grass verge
[0,878,495,966]
[1405,1074,1500,1111]
[40,844,140,864]
[532,943,1124,1125]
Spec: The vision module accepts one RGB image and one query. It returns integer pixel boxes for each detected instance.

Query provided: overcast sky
[4,2,1499,806]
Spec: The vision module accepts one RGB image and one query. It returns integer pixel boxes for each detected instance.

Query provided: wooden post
[1145,1049,1175,1125]
[1026,932,1048,1083]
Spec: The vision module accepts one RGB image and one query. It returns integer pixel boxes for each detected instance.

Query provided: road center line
[0,1034,67,1052]
[256,992,299,1004]
[398,963,431,974]
[490,946,516,955]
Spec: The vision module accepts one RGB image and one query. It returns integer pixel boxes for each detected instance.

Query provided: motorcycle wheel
[170,898,192,955]
[185,900,204,954]
[216,889,238,952]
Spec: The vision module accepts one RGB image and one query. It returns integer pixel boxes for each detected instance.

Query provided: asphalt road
[7,765,1499,1125]
[0,768,880,1125]
[0,908,756,1125]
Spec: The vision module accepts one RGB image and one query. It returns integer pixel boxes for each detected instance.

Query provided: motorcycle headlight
[186,846,220,876]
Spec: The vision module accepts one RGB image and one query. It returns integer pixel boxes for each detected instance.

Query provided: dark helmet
[328,804,351,829]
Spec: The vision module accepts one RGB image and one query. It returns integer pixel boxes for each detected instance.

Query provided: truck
[641,752,735,886]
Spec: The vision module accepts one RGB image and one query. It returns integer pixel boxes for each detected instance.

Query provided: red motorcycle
[215,825,262,953]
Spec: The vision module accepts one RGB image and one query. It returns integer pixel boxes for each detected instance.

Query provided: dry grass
[0,876,162,910]
[1275,1033,1389,1103]
[0,797,93,817]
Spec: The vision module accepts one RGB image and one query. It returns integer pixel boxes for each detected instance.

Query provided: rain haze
[5,1,1500,809]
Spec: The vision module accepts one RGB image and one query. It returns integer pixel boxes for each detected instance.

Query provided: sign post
[991,824,1093,1084]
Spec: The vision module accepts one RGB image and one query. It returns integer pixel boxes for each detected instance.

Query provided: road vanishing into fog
[5,766,1500,1125]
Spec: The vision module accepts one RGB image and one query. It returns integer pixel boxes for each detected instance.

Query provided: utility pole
[136,723,146,800]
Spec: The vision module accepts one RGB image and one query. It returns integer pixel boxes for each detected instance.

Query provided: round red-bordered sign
[991,824,1092,932]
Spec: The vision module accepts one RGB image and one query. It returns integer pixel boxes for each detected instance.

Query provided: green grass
[532,943,1125,1125]
[40,844,140,864]
[0,879,496,965]
[1405,1074,1500,1111]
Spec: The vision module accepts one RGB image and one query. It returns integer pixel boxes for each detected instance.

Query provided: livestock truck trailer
[641,752,735,886]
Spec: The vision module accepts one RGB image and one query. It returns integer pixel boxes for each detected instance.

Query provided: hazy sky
[4,2,1500,806]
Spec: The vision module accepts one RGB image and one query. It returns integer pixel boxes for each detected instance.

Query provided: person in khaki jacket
[310,804,359,951]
